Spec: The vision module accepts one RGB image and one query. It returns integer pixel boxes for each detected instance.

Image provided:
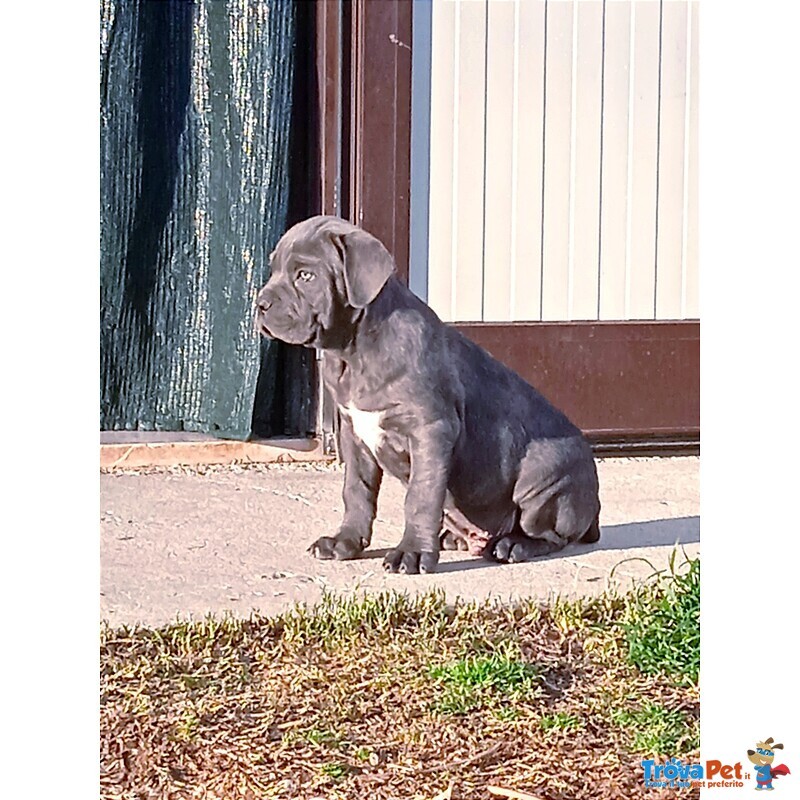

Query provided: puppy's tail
[579,512,601,544]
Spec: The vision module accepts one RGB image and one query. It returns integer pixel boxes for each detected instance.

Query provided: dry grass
[101,579,699,800]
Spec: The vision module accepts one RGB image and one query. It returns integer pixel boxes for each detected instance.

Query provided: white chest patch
[340,404,384,458]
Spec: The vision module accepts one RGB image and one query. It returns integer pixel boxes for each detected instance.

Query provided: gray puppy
[255,215,601,575]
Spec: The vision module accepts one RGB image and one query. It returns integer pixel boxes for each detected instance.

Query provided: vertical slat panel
[452,0,487,321]
[626,0,661,319]
[417,0,697,325]
[426,0,456,320]
[683,0,699,318]
[409,0,433,302]
[655,0,688,318]
[511,0,546,322]
[598,0,631,319]
[570,0,604,320]
[482,0,516,322]
[541,0,574,321]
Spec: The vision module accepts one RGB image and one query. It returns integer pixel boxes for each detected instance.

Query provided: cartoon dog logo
[747,738,791,790]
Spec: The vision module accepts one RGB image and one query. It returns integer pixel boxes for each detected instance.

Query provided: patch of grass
[430,649,540,693]
[428,645,542,715]
[612,701,699,756]
[319,762,349,780]
[101,564,701,800]
[354,747,372,762]
[172,704,200,742]
[430,684,482,715]
[492,705,521,722]
[540,712,584,734]
[304,727,343,747]
[622,552,699,686]
[279,589,454,648]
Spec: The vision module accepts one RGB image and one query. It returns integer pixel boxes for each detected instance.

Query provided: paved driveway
[100,457,699,627]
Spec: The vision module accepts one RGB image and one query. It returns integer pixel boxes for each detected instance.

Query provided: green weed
[493,705,521,722]
[279,589,453,648]
[622,552,699,686]
[612,701,698,756]
[319,762,349,779]
[354,747,372,762]
[304,727,342,747]
[428,645,541,715]
[540,712,584,734]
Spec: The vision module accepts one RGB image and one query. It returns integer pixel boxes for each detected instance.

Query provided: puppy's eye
[296,269,315,284]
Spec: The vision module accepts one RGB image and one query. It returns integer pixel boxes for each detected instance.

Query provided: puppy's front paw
[383,548,439,575]
[307,534,366,561]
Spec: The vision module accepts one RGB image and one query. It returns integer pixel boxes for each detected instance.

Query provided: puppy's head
[255,216,395,348]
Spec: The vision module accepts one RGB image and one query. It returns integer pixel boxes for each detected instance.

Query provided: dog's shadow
[362,516,699,574]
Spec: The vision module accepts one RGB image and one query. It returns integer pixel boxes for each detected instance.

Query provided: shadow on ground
[577,515,699,552]
[410,515,700,574]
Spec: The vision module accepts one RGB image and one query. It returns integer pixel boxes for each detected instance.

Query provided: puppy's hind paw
[440,529,470,552]
[383,549,439,575]
[440,509,492,556]
[486,533,561,564]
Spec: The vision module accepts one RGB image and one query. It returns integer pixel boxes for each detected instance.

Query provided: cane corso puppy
[255,216,601,574]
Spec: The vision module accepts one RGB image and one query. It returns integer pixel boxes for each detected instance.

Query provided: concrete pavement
[100,457,699,627]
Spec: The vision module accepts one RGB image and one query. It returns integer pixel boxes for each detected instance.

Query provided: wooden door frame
[316,0,412,267]
[314,0,414,453]
[315,0,699,452]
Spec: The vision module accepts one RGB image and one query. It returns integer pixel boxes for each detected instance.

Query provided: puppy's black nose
[256,288,275,313]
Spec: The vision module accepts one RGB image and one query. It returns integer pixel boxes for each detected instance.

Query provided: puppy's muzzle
[254,292,274,337]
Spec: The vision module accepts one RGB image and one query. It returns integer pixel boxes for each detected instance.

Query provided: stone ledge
[100,437,330,469]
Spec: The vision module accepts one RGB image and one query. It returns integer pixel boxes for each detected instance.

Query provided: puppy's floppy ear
[335,227,395,308]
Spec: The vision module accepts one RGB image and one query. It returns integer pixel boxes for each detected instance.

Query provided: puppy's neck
[326,277,418,361]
